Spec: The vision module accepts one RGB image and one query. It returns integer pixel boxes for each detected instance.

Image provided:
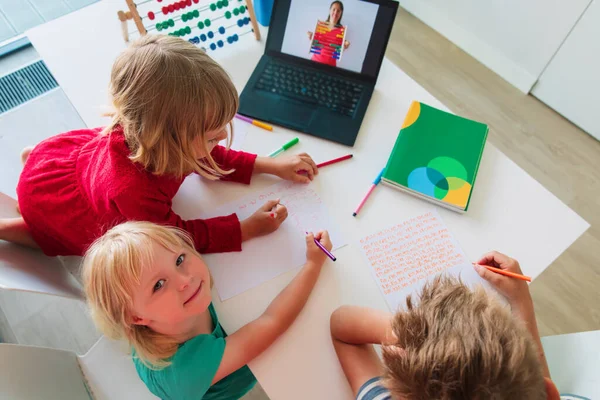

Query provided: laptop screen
[266,0,397,79]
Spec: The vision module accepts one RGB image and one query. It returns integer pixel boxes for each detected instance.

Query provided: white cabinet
[532,1,600,141]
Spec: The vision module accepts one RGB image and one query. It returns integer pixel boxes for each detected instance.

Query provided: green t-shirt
[133,304,256,400]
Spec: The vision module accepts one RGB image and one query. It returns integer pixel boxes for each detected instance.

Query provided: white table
[25,2,589,399]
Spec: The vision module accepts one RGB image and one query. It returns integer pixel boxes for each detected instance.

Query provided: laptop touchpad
[271,100,315,131]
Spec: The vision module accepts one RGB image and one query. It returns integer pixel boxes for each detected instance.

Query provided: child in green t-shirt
[82,221,332,400]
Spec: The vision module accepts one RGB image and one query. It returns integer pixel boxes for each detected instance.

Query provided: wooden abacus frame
[118,0,260,43]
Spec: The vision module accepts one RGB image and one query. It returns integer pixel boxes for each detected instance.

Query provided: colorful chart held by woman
[309,20,347,66]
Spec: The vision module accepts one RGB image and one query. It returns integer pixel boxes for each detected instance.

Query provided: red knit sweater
[17,127,257,256]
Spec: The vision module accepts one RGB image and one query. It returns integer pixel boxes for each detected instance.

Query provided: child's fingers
[477,251,509,269]
[318,230,332,250]
[478,251,523,274]
[300,154,319,175]
[473,263,504,286]
[296,160,315,180]
[261,198,280,212]
[305,231,315,246]
[275,206,288,222]
[291,172,311,184]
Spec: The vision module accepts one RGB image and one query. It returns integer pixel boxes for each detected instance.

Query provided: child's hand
[240,199,288,242]
[305,231,332,266]
[474,251,531,307]
[272,153,319,184]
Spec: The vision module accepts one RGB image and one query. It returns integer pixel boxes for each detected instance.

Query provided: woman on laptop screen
[306,1,351,67]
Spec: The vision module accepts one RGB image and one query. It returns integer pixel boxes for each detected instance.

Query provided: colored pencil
[473,263,532,282]
[235,114,273,131]
[353,168,385,217]
[268,137,299,157]
[316,154,353,168]
[307,232,336,261]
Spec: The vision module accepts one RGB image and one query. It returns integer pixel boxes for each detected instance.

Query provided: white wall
[281,0,378,73]
[399,0,591,93]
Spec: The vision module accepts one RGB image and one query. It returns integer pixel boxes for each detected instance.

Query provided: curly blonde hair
[82,221,204,368]
[382,276,546,400]
[104,34,237,179]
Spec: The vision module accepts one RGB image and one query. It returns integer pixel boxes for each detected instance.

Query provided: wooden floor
[0,7,597,397]
[386,9,600,335]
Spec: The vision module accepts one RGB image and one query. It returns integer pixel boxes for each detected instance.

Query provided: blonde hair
[82,221,202,368]
[382,276,546,400]
[104,34,238,179]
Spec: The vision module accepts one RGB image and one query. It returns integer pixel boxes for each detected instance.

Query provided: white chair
[0,335,158,399]
[0,192,83,299]
[542,330,600,399]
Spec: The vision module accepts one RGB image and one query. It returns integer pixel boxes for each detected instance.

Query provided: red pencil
[317,154,353,168]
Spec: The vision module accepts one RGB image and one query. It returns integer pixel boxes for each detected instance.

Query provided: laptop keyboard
[254,60,364,117]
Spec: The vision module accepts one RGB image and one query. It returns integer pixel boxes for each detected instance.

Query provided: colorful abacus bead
[204,18,211,27]
[156,19,174,31]
[200,33,207,41]
[217,40,224,47]
[148,11,155,20]
[210,3,217,11]
[210,43,217,50]
[207,31,214,39]
[198,21,204,29]
[218,26,225,34]
[225,11,232,19]
[182,10,199,22]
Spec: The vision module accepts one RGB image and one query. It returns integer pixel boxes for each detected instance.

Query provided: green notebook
[382,101,488,213]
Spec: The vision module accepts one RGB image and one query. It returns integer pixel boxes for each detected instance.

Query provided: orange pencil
[473,263,532,282]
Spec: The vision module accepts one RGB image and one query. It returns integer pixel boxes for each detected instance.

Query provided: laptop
[239,0,398,146]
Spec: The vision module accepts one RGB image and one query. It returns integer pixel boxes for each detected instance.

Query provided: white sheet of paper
[220,119,248,150]
[358,210,491,311]
[202,181,345,300]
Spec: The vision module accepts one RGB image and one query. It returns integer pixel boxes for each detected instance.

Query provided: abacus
[310,20,347,61]
[118,0,261,51]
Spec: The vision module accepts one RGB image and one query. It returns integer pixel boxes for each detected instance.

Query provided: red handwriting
[234,183,326,234]
[360,212,466,296]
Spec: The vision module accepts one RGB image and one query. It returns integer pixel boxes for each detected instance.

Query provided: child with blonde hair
[0,34,318,256]
[330,251,561,400]
[83,221,332,399]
